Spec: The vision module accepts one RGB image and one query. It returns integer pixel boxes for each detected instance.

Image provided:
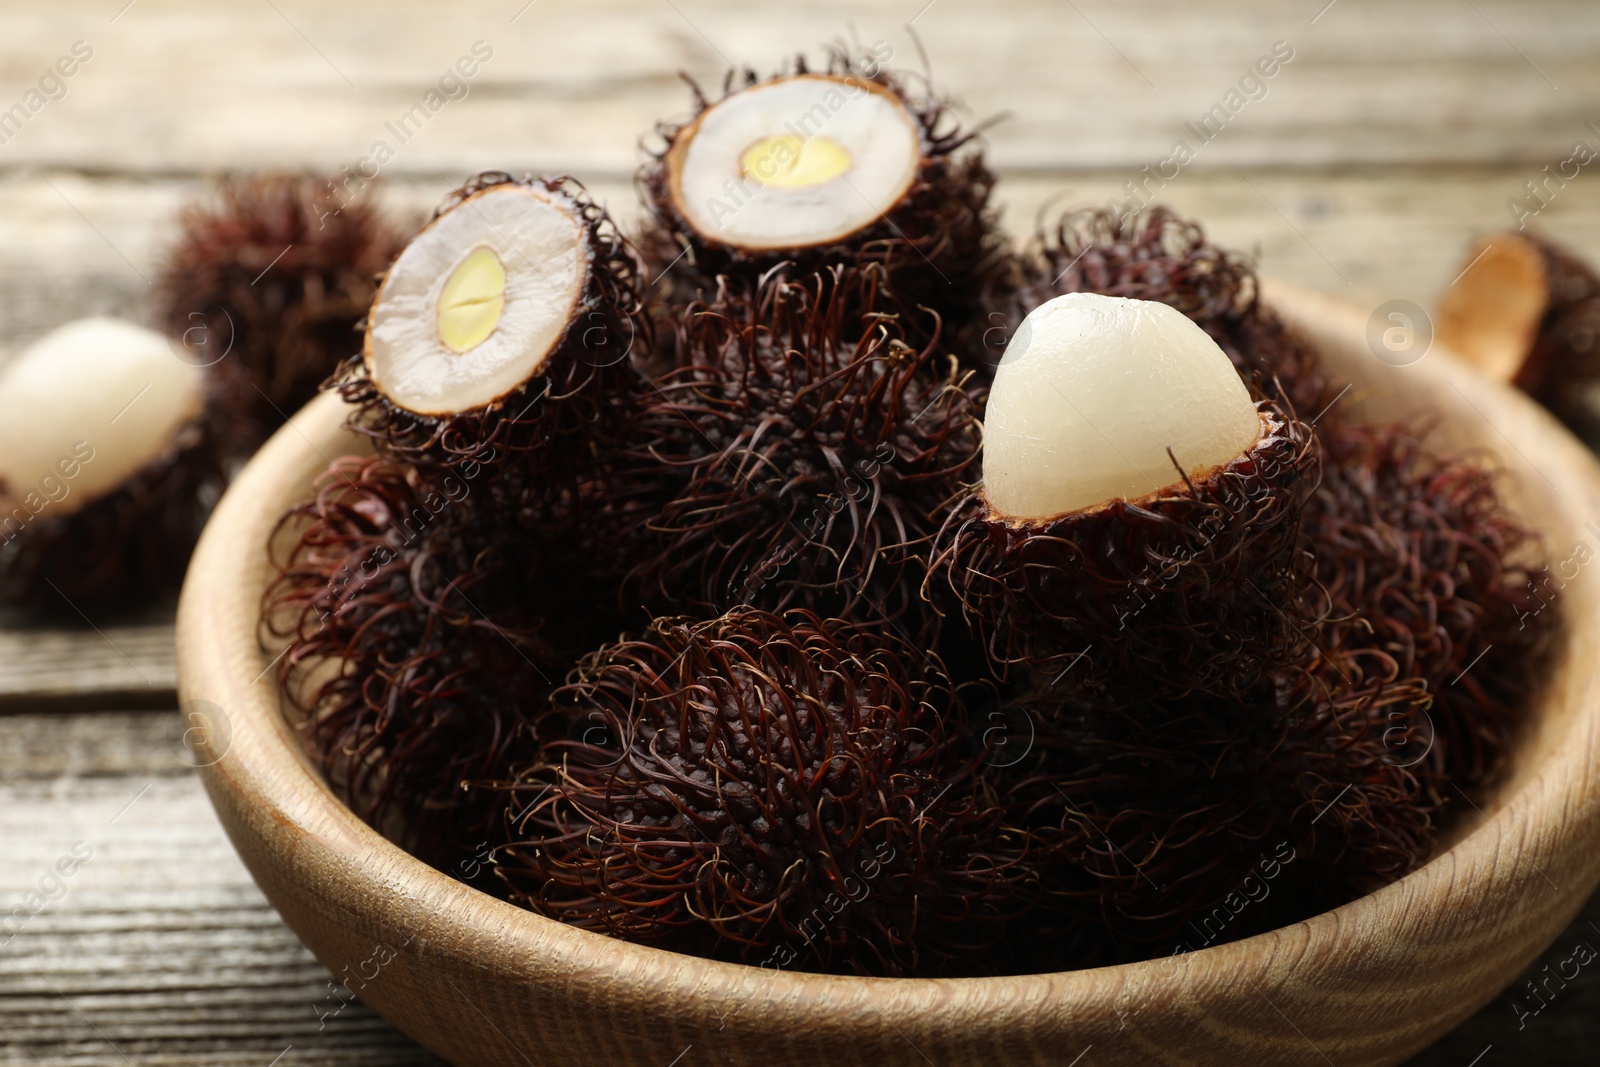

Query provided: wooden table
[2,1,1599,1063]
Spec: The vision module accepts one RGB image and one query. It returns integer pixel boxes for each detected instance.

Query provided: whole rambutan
[1307,418,1552,789]
[262,453,563,868]
[637,44,1005,330]
[1002,646,1438,963]
[0,318,222,613]
[491,608,1029,976]
[155,172,406,459]
[620,264,984,637]
[335,172,651,491]
[930,293,1321,702]
[998,205,1331,413]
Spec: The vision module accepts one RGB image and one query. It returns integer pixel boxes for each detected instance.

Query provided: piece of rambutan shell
[1437,230,1600,441]
[261,453,565,870]
[618,263,985,640]
[0,418,220,613]
[335,172,651,493]
[489,608,1032,977]
[1307,416,1553,790]
[155,172,407,460]
[931,400,1321,703]
[994,205,1333,413]
[637,45,1006,335]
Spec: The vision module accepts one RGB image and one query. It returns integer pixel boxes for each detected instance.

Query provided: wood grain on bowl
[175,284,1600,1067]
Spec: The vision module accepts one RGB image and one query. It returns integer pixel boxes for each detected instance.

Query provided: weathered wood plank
[0,1,1594,177]
[0,711,1595,1065]
[0,712,443,1066]
[6,167,1600,352]
[0,622,174,709]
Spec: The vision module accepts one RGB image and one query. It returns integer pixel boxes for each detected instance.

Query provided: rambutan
[637,45,1005,329]
[0,318,222,612]
[1307,418,1552,788]
[155,172,406,459]
[1002,647,1438,962]
[262,453,562,867]
[1437,231,1600,440]
[491,608,1029,976]
[931,293,1321,701]
[999,205,1331,412]
[620,264,984,637]
[334,172,650,489]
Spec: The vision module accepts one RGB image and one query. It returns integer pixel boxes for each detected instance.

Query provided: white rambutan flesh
[982,293,1262,519]
[0,317,204,517]
[364,183,587,416]
[668,75,921,250]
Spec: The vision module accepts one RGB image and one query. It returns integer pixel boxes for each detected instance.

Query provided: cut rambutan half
[638,47,1004,323]
[619,265,984,636]
[262,453,563,867]
[0,318,221,611]
[490,608,1029,976]
[336,173,649,483]
[931,293,1320,700]
[997,205,1331,413]
[1437,231,1600,440]
[155,172,406,459]
[1307,417,1552,789]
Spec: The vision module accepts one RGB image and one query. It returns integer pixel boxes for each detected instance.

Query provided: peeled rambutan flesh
[262,453,564,868]
[1437,230,1600,440]
[336,172,650,490]
[638,46,1005,334]
[0,318,222,612]
[489,608,1028,976]
[932,293,1320,701]
[620,264,984,638]
[155,172,406,459]
[998,205,1331,413]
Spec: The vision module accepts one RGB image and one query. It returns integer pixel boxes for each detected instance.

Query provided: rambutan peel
[155,172,405,458]
[939,403,1319,697]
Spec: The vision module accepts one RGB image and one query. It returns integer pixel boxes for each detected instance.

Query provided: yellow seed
[437,245,507,353]
[739,134,852,188]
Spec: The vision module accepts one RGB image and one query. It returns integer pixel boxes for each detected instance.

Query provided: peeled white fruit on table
[0,317,204,517]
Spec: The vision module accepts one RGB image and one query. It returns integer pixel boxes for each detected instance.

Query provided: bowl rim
[177,281,1600,1062]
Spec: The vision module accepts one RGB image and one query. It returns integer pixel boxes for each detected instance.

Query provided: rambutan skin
[1518,234,1600,440]
[1000,646,1438,963]
[1307,418,1553,789]
[335,173,652,487]
[0,421,221,613]
[931,402,1321,702]
[155,172,406,459]
[996,206,1331,414]
[620,265,985,638]
[261,453,562,868]
[491,608,1029,976]
[638,46,1007,331]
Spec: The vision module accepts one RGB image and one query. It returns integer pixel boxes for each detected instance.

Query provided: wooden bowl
[176,283,1600,1067]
